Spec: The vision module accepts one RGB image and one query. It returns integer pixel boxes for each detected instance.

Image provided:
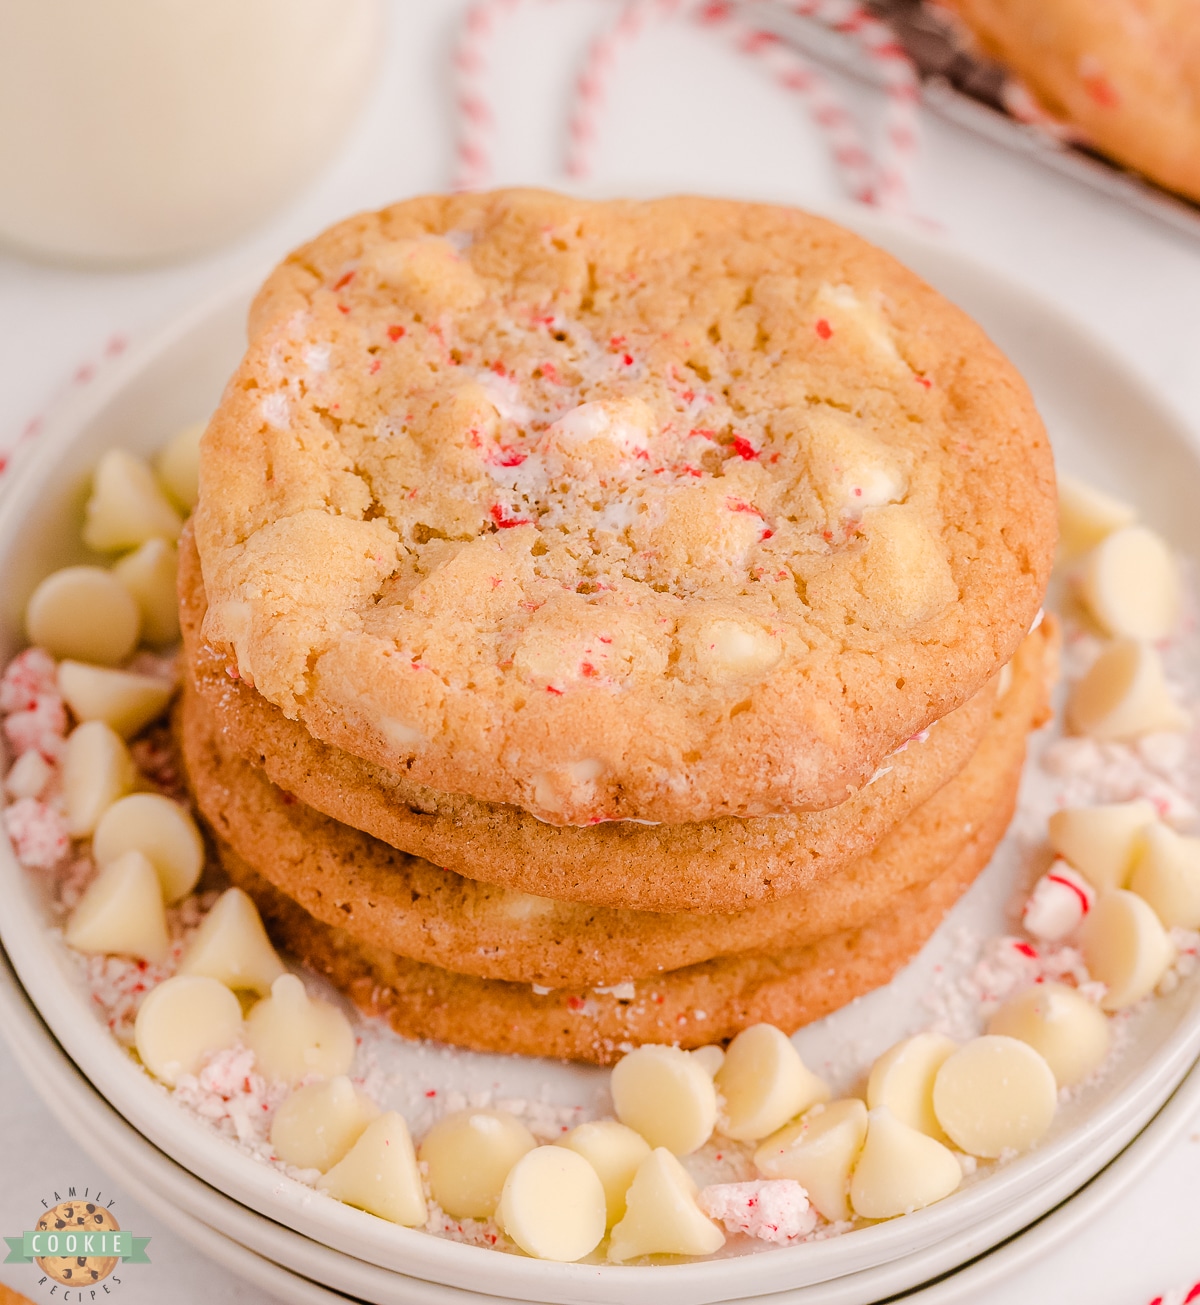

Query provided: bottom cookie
[219,776,1014,1064]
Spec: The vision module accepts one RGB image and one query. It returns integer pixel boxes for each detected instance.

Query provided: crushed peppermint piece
[698,1180,817,1243]
[0,647,57,712]
[4,796,69,868]
[3,692,67,760]
[1022,861,1096,942]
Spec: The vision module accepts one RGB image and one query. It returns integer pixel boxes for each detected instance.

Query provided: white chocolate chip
[866,1032,958,1144]
[25,566,141,666]
[987,983,1110,1088]
[133,974,242,1086]
[610,1045,718,1155]
[692,620,782,681]
[753,1098,868,1223]
[178,887,286,995]
[1047,800,1158,891]
[418,1109,536,1219]
[244,973,356,1086]
[113,540,181,646]
[1067,639,1188,741]
[530,760,605,822]
[1128,823,1200,929]
[318,1111,427,1221]
[378,715,428,750]
[1057,475,1137,564]
[64,850,169,964]
[848,1107,962,1219]
[1078,526,1180,641]
[1081,889,1175,1011]
[92,792,204,903]
[155,421,204,513]
[1022,861,1097,942]
[714,1023,829,1141]
[606,1148,725,1263]
[541,399,653,470]
[83,449,183,552]
[932,1036,1058,1158]
[57,661,174,738]
[557,1120,651,1228]
[4,749,54,801]
[501,892,557,921]
[270,1076,379,1172]
[62,720,137,837]
[691,1045,725,1078]
[318,1111,427,1226]
[496,1146,607,1262]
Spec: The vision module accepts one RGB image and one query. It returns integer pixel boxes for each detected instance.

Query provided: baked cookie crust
[194,190,1055,824]
[180,525,1003,913]
[180,621,1050,987]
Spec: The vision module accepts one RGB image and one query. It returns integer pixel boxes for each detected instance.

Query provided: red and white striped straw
[453,0,921,210]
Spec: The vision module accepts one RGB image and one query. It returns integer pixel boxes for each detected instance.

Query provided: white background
[2,1,1199,1300]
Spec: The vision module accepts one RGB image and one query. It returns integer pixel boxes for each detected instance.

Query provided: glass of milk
[0,0,383,265]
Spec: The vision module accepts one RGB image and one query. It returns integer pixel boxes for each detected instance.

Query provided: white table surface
[2,3,1200,1301]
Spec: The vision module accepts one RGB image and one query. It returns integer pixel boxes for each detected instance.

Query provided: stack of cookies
[178,190,1057,1064]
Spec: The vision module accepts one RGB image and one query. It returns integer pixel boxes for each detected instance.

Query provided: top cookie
[942,0,1200,203]
[194,190,1055,825]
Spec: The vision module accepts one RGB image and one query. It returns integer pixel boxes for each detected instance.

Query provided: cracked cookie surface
[194,190,1055,824]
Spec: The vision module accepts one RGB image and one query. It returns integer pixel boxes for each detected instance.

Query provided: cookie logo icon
[4,1189,149,1291]
[34,1201,120,1286]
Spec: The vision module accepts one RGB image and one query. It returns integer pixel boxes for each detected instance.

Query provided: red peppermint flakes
[815,319,833,340]
[387,325,406,342]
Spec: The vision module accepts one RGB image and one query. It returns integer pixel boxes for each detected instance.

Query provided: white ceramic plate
[3,942,1198,1305]
[2,207,1199,1304]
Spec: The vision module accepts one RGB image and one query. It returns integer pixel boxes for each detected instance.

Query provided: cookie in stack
[179,190,1057,1063]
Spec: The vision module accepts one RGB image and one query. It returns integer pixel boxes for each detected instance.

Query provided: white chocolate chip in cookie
[529,759,605,823]
[866,1032,958,1144]
[155,421,205,513]
[692,619,782,682]
[557,1120,651,1228]
[178,887,286,995]
[1057,475,1136,564]
[1082,889,1175,1011]
[1067,639,1188,740]
[26,566,141,666]
[607,1148,725,1262]
[245,973,356,1086]
[987,983,1110,1088]
[932,1036,1057,1158]
[62,720,136,837]
[93,793,205,903]
[611,1045,718,1155]
[541,398,654,472]
[378,715,428,751]
[270,1076,380,1172]
[83,449,183,552]
[848,1107,961,1219]
[497,1146,607,1262]
[113,539,181,646]
[1128,823,1200,930]
[418,1109,537,1219]
[318,1111,427,1226]
[133,974,242,1086]
[753,1098,868,1223]
[1047,800,1157,892]
[57,661,174,739]
[64,850,169,964]
[714,1023,829,1141]
[848,506,957,628]
[1078,526,1179,641]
